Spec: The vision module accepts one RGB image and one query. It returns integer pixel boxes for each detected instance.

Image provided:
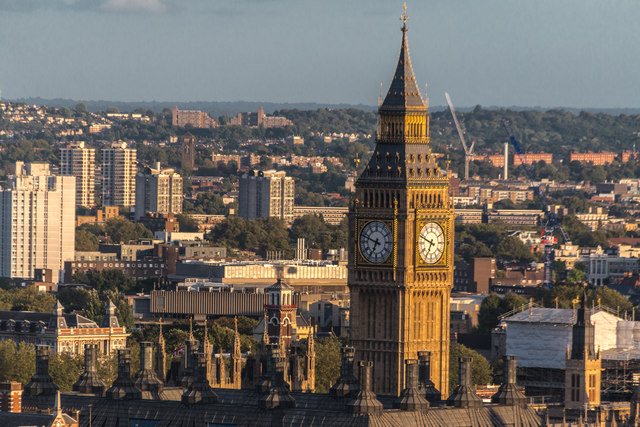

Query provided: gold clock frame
[415,217,449,268]
[356,218,395,267]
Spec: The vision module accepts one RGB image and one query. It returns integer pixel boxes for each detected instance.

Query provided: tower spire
[401,2,409,32]
[380,3,425,112]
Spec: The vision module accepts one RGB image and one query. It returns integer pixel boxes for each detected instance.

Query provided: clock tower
[348,10,454,397]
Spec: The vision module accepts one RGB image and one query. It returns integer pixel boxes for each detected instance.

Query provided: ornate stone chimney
[106,349,142,400]
[256,343,279,393]
[394,359,429,411]
[259,354,295,409]
[491,355,527,407]
[182,352,218,405]
[418,351,441,402]
[178,339,198,388]
[73,344,106,395]
[346,361,383,416]
[24,345,58,396]
[134,342,163,393]
[329,346,359,398]
[446,356,482,409]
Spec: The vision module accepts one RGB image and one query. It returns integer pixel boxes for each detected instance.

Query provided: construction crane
[502,120,570,289]
[445,92,475,180]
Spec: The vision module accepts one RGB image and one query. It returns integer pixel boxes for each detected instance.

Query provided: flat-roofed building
[60,141,95,208]
[101,141,136,207]
[134,164,182,220]
[239,169,294,223]
[0,162,75,280]
[293,206,348,225]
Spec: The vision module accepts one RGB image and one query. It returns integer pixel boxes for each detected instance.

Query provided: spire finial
[401,3,409,32]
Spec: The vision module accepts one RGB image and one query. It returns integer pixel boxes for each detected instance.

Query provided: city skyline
[0,0,638,108]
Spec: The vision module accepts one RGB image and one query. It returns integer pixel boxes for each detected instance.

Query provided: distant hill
[6,98,379,117]
[6,98,640,117]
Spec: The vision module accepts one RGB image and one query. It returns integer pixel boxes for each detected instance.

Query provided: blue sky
[0,0,638,108]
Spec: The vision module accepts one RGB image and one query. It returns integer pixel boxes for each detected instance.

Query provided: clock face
[419,222,445,264]
[359,221,392,264]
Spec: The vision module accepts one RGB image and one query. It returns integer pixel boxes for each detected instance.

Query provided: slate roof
[0,310,98,328]
[505,308,576,324]
[380,25,426,111]
[22,388,542,427]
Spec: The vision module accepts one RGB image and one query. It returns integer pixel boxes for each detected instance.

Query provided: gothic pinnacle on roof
[380,3,426,112]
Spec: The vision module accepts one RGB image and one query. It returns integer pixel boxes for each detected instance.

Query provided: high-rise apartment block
[135,163,183,220]
[0,162,75,280]
[60,141,96,208]
[102,142,136,207]
[171,106,217,128]
[239,170,294,222]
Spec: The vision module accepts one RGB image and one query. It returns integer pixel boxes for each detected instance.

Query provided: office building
[101,141,136,207]
[59,141,95,208]
[239,170,294,223]
[0,162,75,280]
[135,163,183,220]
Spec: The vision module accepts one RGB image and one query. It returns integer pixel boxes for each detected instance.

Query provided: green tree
[183,193,226,215]
[176,213,200,232]
[314,336,342,393]
[49,352,83,391]
[477,292,528,333]
[0,341,35,384]
[75,229,99,251]
[4,287,56,312]
[449,343,492,391]
[495,237,534,262]
[72,269,136,293]
[104,217,152,243]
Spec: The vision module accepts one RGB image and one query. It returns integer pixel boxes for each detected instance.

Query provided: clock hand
[365,236,380,249]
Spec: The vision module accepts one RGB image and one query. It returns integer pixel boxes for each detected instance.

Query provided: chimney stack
[24,345,58,396]
[330,346,359,398]
[134,342,163,393]
[259,353,296,409]
[446,356,483,409]
[256,343,279,393]
[182,352,218,405]
[178,339,199,388]
[491,355,527,406]
[345,361,383,416]
[106,349,142,400]
[418,351,441,402]
[73,344,106,395]
[394,359,429,411]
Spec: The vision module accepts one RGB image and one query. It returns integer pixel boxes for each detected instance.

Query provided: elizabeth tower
[348,11,454,397]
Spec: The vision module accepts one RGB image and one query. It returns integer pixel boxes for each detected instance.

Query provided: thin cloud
[0,0,169,13]
[101,0,167,13]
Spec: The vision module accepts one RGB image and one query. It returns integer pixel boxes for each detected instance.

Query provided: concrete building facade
[60,141,95,208]
[0,162,75,280]
[101,141,136,207]
[239,170,294,222]
[135,164,183,220]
